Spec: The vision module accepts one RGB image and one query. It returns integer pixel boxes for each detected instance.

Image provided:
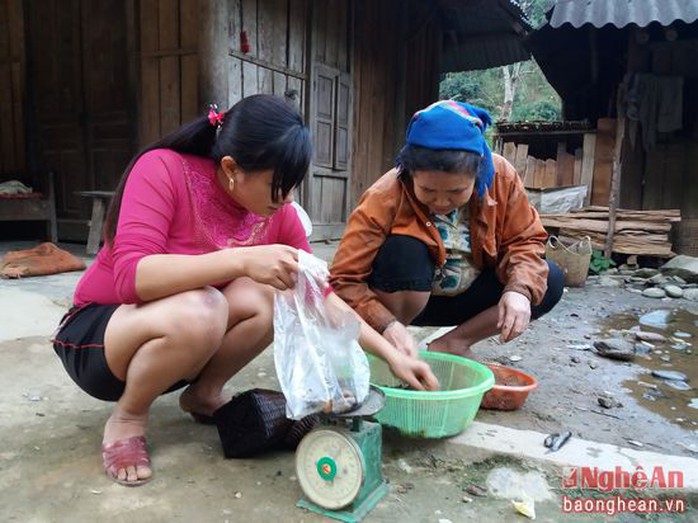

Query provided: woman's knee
[223,278,273,325]
[165,287,229,345]
[531,260,565,319]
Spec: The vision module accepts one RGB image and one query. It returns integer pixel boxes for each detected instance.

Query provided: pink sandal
[101,435,152,486]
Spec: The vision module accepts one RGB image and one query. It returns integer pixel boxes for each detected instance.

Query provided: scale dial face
[296,428,365,510]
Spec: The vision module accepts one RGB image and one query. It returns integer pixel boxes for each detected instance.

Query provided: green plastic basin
[368,351,495,438]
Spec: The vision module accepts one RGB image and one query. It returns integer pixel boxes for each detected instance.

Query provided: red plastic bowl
[480,363,538,410]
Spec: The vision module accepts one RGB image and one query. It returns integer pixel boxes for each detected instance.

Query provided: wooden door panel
[307,62,351,239]
[334,72,350,170]
[81,0,132,192]
[0,0,26,173]
[26,0,136,240]
[26,0,86,220]
[313,66,336,168]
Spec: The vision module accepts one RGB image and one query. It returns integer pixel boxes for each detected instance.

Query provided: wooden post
[604,117,626,258]
[605,27,634,259]
[199,1,230,109]
[580,133,596,205]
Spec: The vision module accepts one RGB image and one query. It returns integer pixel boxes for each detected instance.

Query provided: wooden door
[24,0,135,240]
[0,0,25,174]
[306,64,351,239]
[305,0,352,240]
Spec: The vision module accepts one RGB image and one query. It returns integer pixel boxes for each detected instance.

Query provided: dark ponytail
[104,94,311,243]
[210,94,311,210]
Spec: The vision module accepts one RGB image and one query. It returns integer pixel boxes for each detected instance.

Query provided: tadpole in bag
[273,251,370,420]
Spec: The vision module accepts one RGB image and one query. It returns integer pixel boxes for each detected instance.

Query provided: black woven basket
[213,388,318,458]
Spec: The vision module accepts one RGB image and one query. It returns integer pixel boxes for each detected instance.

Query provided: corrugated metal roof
[549,0,698,29]
[440,0,532,71]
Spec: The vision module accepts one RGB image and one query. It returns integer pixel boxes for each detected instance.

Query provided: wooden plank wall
[81,0,135,192]
[0,0,25,174]
[139,0,199,146]
[591,118,615,206]
[647,39,698,220]
[402,0,440,136]
[307,0,350,235]
[350,0,439,207]
[226,0,308,108]
[352,0,410,205]
[619,37,698,253]
[25,0,88,226]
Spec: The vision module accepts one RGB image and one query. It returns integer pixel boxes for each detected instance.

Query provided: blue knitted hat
[405,100,494,197]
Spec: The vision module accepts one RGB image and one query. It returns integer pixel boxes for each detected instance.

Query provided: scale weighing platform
[295,386,388,522]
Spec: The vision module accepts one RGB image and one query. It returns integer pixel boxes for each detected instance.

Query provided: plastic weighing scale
[295,386,389,523]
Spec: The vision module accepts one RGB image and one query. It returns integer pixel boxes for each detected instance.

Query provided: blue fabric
[405,101,494,197]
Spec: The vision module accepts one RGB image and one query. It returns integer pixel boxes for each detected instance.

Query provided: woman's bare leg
[102,286,229,483]
[374,287,500,358]
[373,289,430,324]
[179,277,275,417]
[427,306,499,358]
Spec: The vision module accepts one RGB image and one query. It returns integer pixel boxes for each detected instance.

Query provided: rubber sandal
[101,435,152,486]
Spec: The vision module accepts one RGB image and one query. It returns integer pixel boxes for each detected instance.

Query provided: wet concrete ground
[1,241,697,522]
[470,283,698,458]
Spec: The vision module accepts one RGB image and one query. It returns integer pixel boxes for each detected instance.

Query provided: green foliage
[439,69,502,116]
[438,63,561,123]
[511,99,561,121]
[438,0,562,123]
[588,249,616,275]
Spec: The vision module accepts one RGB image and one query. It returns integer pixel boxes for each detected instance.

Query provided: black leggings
[368,235,564,327]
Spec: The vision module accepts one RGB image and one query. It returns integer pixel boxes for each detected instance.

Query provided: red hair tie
[208,104,225,128]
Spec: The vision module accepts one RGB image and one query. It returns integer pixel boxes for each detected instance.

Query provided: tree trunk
[500,62,523,121]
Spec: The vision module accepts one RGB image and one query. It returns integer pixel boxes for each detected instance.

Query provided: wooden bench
[77,190,115,255]
[0,171,58,243]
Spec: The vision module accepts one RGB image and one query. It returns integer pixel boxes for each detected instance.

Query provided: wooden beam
[580,133,596,205]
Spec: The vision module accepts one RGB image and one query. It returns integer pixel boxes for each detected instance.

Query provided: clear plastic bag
[273,251,370,420]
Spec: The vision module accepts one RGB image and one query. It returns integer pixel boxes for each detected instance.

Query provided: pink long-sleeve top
[73,149,310,306]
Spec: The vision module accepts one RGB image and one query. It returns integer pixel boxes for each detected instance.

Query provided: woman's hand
[497,291,531,343]
[387,353,440,391]
[321,294,437,390]
[240,244,299,290]
[382,321,418,358]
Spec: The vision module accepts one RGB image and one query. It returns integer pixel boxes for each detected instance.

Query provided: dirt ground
[2,335,695,523]
[454,280,698,458]
[1,240,697,522]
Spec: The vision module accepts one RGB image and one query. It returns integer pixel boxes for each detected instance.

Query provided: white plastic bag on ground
[273,250,369,420]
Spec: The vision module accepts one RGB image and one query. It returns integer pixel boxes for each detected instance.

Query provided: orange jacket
[329,154,549,333]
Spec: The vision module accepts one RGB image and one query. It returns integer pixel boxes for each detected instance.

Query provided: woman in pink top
[52,95,438,487]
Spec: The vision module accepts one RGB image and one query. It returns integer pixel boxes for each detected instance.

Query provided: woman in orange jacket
[330,101,563,359]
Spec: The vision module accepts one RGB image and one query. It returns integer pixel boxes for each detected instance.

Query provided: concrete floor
[1,240,696,522]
